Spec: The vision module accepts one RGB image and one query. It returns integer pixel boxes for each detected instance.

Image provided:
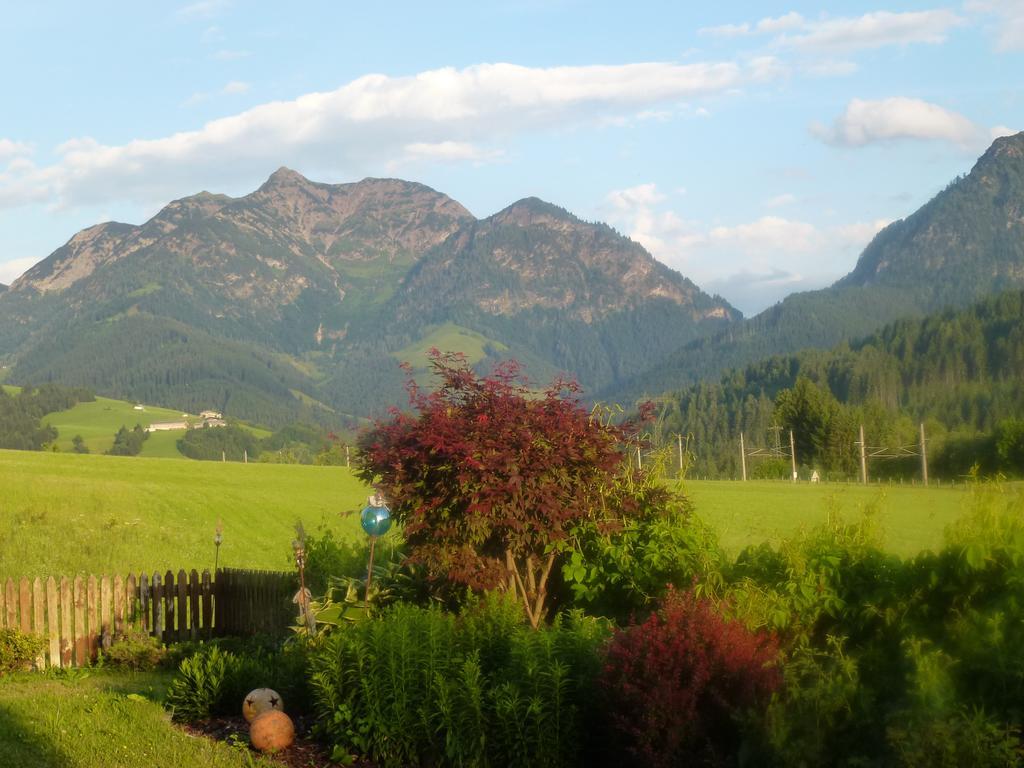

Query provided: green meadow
[683,478,977,558]
[42,396,272,457]
[0,450,367,577]
[0,449,1007,578]
[44,397,190,455]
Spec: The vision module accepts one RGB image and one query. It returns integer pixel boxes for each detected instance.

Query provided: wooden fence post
[4,579,15,629]
[164,570,175,644]
[73,576,87,667]
[176,569,188,642]
[46,577,60,668]
[19,578,31,634]
[31,578,45,668]
[60,577,72,667]
[201,570,212,637]
[87,575,99,661]
[151,573,163,641]
[100,576,112,646]
[189,570,200,640]
[113,575,126,636]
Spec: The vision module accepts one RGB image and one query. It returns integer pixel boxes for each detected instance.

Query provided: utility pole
[740,432,748,482]
[789,430,797,482]
[920,422,929,487]
[858,424,868,485]
[677,434,684,474]
[636,445,642,470]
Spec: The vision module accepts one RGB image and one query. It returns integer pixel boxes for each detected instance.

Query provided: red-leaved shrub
[599,588,781,767]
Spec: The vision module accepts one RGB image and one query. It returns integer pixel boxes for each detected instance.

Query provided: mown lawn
[0,669,279,768]
[0,450,368,577]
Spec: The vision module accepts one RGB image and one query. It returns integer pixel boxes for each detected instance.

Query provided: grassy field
[683,479,982,558]
[44,396,275,457]
[0,670,280,768]
[0,450,367,577]
[392,322,507,368]
[44,396,190,455]
[0,449,1013,577]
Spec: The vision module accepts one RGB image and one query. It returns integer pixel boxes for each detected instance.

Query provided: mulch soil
[183,714,340,767]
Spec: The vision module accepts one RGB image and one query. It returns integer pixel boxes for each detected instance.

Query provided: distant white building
[200,410,222,419]
[133,404,145,411]
[146,421,188,432]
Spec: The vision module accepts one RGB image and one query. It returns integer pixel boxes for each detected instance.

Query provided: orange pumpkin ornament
[250,710,295,752]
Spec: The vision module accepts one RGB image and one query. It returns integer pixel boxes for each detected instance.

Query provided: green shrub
[166,645,230,721]
[165,638,313,723]
[0,628,45,674]
[101,631,166,671]
[309,595,610,768]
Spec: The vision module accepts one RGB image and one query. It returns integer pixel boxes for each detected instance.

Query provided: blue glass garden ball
[360,504,392,537]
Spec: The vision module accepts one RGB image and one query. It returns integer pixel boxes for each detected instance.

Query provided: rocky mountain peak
[259,166,314,191]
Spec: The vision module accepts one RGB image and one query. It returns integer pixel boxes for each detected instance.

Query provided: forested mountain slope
[654,290,1024,478]
[610,131,1024,401]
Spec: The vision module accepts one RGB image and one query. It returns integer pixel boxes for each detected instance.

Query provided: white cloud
[756,12,805,34]
[603,183,893,313]
[607,183,666,210]
[710,216,823,253]
[763,192,797,209]
[397,141,503,165]
[811,97,981,148]
[0,139,32,164]
[0,257,38,285]
[778,10,963,51]
[992,124,1020,139]
[803,59,859,77]
[835,219,892,247]
[177,0,230,20]
[0,60,774,211]
[967,1,1024,51]
[702,9,963,52]
[700,22,752,38]
[748,55,789,82]
[222,80,251,95]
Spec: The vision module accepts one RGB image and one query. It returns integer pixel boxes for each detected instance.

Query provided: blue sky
[1,1,1021,314]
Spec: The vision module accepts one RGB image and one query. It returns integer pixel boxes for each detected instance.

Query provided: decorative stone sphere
[243,688,283,723]
[250,710,295,753]
[360,504,392,537]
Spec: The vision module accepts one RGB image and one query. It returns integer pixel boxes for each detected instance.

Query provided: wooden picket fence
[0,567,297,669]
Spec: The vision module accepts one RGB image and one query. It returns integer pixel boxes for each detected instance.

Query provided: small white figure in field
[243,688,283,722]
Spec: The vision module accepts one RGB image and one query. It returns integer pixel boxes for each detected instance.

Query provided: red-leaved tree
[355,350,638,628]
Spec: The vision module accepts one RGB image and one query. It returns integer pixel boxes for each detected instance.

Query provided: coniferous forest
[650,290,1024,480]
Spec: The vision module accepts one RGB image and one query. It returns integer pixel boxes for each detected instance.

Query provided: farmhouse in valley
[145,409,227,433]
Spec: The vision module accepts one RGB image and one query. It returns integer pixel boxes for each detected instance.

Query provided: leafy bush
[598,589,781,768]
[166,645,230,721]
[166,638,312,722]
[101,630,166,671]
[309,594,609,767]
[0,628,46,674]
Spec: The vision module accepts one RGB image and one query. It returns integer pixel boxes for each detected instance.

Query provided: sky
[0,2,1021,315]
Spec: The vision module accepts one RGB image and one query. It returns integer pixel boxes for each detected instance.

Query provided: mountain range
[1,132,1022,427]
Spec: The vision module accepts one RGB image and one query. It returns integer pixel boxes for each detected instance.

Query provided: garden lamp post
[360,492,392,596]
[213,522,223,574]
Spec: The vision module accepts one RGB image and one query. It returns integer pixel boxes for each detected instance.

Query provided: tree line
[650,290,1024,479]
